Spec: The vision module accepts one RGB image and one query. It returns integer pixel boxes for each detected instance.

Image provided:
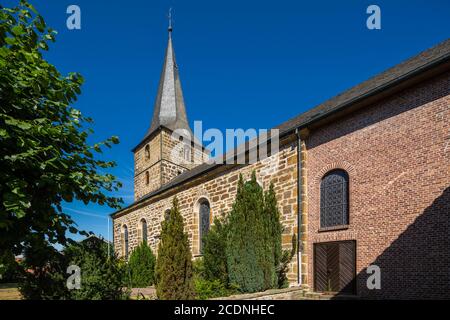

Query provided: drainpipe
[296,127,309,289]
[295,128,302,286]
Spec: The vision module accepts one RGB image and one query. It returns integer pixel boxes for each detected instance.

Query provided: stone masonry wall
[134,132,162,200]
[134,129,209,200]
[306,72,450,299]
[114,139,300,284]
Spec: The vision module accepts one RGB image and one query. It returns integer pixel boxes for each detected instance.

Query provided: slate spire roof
[144,26,192,140]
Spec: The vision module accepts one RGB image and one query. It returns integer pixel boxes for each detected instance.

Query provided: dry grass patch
[0,283,21,300]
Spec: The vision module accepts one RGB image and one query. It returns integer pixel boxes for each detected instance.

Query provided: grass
[0,283,22,300]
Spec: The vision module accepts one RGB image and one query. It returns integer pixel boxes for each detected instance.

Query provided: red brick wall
[306,71,450,299]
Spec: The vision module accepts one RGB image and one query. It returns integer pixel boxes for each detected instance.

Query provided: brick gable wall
[306,71,450,299]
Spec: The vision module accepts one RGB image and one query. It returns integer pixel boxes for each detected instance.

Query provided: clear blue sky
[9,0,449,242]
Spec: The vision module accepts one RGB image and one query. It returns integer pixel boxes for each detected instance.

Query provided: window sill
[318,225,349,233]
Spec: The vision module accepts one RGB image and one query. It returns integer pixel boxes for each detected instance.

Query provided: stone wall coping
[211,286,304,300]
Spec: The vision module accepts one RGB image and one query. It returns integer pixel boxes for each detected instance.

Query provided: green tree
[226,173,268,293]
[202,214,229,285]
[18,235,68,300]
[0,249,20,283]
[19,236,129,300]
[262,182,283,288]
[155,197,195,300]
[225,172,289,293]
[0,0,122,282]
[128,241,156,287]
[64,237,128,300]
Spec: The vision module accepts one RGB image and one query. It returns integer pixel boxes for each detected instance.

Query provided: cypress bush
[223,172,290,293]
[128,241,156,287]
[155,197,195,300]
[226,172,269,293]
[262,182,283,288]
[202,215,228,285]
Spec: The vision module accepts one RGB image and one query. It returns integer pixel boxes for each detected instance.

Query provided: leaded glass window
[123,225,129,259]
[199,200,210,253]
[141,219,147,243]
[320,170,349,228]
[164,209,171,221]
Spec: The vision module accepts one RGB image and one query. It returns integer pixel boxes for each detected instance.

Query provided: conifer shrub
[220,172,292,293]
[202,215,229,285]
[128,241,156,287]
[192,258,238,299]
[262,182,283,289]
[226,172,276,293]
[155,198,195,300]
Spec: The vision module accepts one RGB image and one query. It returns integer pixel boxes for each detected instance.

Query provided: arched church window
[141,219,148,243]
[122,225,129,259]
[320,169,349,228]
[184,145,191,162]
[199,199,210,253]
[145,144,150,160]
[164,209,171,221]
[145,171,149,185]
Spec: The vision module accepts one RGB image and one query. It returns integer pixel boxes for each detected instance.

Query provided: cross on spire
[168,7,173,32]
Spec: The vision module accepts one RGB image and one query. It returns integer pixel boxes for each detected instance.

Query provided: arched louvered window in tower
[320,169,349,229]
[145,144,150,160]
[199,200,210,253]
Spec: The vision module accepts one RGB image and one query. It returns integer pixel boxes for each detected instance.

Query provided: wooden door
[314,241,356,294]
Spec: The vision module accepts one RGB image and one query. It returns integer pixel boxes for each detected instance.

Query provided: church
[111,25,450,299]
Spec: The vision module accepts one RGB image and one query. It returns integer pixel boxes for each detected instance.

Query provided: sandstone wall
[114,139,300,284]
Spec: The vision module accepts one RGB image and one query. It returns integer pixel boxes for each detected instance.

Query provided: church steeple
[132,16,209,200]
[144,18,192,140]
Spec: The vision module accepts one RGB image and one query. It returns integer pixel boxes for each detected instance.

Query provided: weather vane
[168,7,173,32]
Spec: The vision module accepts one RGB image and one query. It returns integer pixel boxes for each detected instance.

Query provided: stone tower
[132,26,207,200]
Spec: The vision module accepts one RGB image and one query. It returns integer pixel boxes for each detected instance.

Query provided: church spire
[144,12,192,140]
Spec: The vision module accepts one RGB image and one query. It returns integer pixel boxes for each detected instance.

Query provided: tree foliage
[155,197,195,300]
[0,249,21,283]
[64,237,128,300]
[224,172,288,293]
[226,173,267,292]
[18,235,68,299]
[262,182,283,288]
[201,214,228,285]
[128,241,156,287]
[0,0,122,269]
[19,236,129,300]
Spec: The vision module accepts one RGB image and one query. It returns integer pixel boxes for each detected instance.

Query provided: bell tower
[132,21,208,200]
